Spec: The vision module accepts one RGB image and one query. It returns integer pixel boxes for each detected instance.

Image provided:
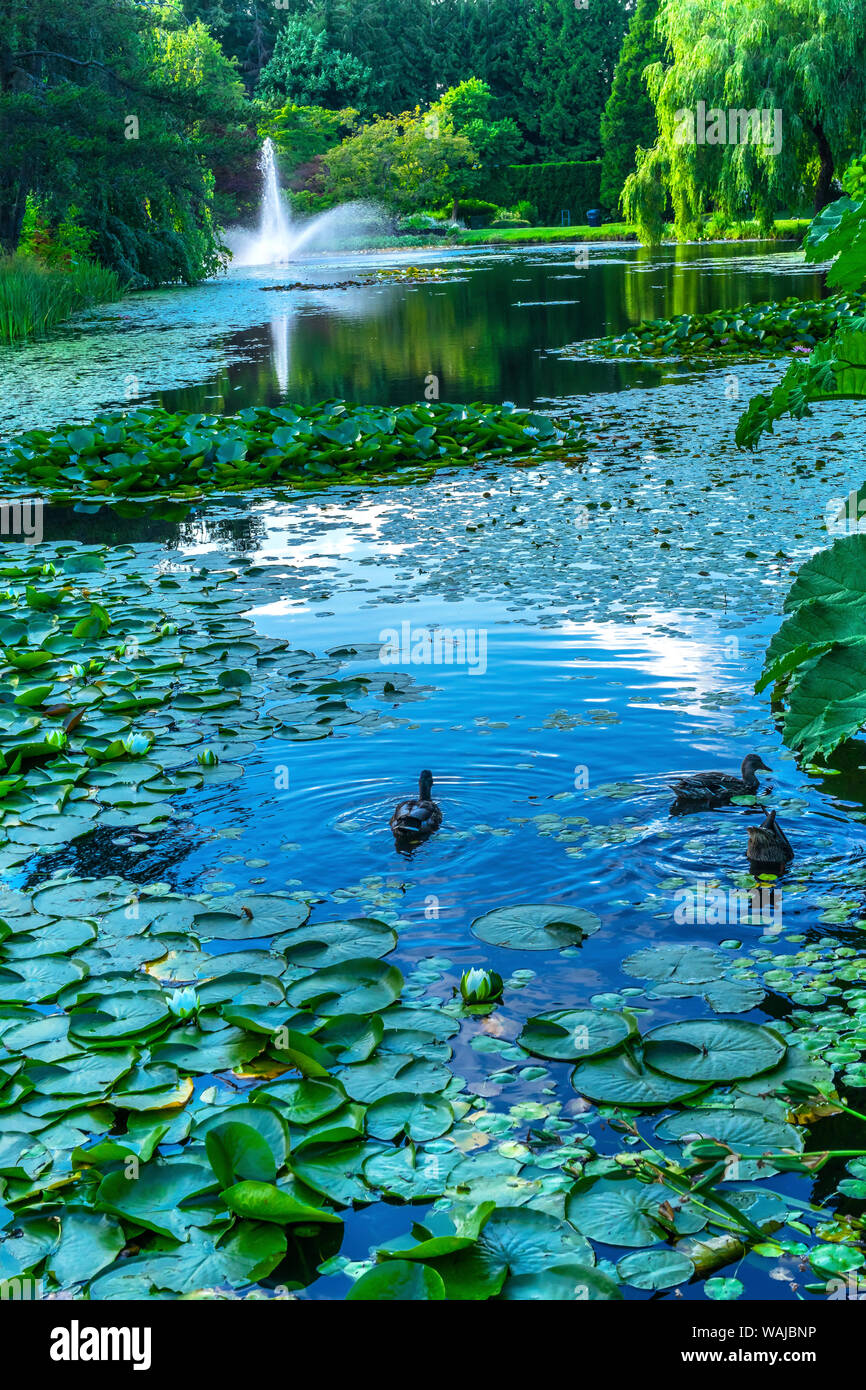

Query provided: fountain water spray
[225,140,387,267]
[257,137,291,262]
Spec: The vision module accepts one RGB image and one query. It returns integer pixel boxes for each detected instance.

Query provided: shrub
[454,198,499,225]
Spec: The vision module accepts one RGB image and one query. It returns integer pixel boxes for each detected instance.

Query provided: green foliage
[261,103,359,175]
[256,19,378,113]
[0,0,245,284]
[0,254,121,345]
[756,536,866,761]
[0,401,584,500]
[322,79,519,214]
[737,196,866,447]
[585,292,866,364]
[600,0,665,212]
[804,196,866,294]
[842,150,866,201]
[504,161,602,224]
[526,0,629,161]
[624,0,866,245]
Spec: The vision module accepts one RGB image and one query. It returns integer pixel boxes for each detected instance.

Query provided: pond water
[3,239,866,1301]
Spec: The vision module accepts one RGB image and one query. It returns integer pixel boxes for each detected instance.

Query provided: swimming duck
[390,769,442,839]
[747,808,793,869]
[670,753,770,809]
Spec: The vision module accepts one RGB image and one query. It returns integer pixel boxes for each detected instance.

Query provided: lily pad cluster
[0,401,583,501]
[568,293,866,362]
[0,545,431,866]
[0,868,469,1297]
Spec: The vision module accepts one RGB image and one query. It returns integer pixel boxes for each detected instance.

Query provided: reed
[0,254,122,345]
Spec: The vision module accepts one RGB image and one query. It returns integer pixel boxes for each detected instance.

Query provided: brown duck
[390,769,443,840]
[747,808,794,870]
[671,753,771,809]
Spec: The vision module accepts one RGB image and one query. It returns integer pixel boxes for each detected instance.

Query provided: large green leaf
[471,903,600,951]
[346,1260,446,1300]
[571,1049,708,1107]
[220,1180,342,1225]
[643,1019,787,1084]
[96,1160,218,1239]
[566,1177,707,1247]
[518,1008,633,1061]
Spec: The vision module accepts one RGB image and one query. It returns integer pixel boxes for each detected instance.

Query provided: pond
[3,239,866,1302]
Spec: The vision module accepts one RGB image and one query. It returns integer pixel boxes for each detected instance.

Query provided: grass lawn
[457,217,811,246]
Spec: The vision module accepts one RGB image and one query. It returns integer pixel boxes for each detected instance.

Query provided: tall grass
[0,254,122,345]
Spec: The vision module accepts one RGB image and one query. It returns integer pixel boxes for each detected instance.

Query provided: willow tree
[623,0,866,244]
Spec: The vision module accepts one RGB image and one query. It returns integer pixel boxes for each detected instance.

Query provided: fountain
[225,138,387,267]
[256,138,291,263]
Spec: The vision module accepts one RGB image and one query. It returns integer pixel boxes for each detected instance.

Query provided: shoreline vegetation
[0,254,122,346]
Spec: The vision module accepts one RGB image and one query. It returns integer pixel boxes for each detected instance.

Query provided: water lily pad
[471,903,601,951]
[366,1092,454,1141]
[68,992,171,1044]
[95,1159,217,1240]
[643,1019,787,1083]
[616,1248,695,1290]
[518,1008,633,1061]
[277,917,397,966]
[571,1050,708,1107]
[566,1177,707,1247]
[499,1263,622,1300]
[654,1108,803,1155]
[346,1260,445,1300]
[220,1179,342,1225]
[622,944,724,985]
[285,958,402,1017]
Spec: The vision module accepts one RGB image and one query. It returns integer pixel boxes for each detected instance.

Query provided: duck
[670,753,771,809]
[390,769,443,840]
[747,808,794,870]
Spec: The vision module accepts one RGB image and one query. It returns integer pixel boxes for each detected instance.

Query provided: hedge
[504,161,602,224]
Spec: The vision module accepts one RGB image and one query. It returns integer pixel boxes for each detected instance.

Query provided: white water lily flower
[168,987,199,1019]
[122,732,153,757]
[460,967,503,1004]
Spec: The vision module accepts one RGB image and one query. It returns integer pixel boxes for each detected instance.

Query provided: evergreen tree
[528,0,628,160]
[256,17,378,111]
[600,0,665,211]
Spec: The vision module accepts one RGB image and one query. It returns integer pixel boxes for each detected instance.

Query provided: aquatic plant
[459,967,503,1004]
[737,196,866,447]
[0,401,584,501]
[749,197,866,760]
[568,291,866,364]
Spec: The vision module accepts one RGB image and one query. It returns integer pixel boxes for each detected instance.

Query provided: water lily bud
[122,732,153,757]
[69,663,85,680]
[44,728,67,750]
[460,967,503,1004]
[197,747,219,766]
[41,563,56,577]
[168,986,199,1020]
[159,622,177,637]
